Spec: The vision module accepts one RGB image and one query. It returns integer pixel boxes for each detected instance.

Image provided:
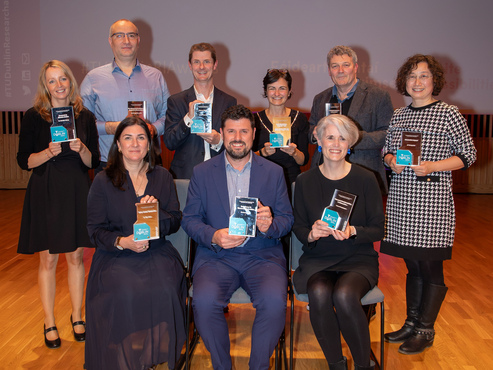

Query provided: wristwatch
[115,236,124,250]
[350,226,357,238]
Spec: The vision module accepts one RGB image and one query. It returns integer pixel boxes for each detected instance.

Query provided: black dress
[292,165,384,294]
[16,107,100,254]
[85,166,186,370]
[253,109,309,187]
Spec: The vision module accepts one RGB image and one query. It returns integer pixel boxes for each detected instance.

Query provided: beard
[225,141,251,160]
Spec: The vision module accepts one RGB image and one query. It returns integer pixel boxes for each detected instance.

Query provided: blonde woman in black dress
[17,60,100,348]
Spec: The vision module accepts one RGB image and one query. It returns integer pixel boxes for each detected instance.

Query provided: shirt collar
[332,79,359,102]
[112,59,141,74]
[224,151,252,173]
[194,85,215,103]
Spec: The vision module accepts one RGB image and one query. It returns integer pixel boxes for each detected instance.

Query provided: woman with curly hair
[381,54,476,354]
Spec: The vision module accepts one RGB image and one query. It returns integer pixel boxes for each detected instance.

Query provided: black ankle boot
[399,283,448,355]
[385,276,423,343]
[354,359,375,370]
[328,356,347,370]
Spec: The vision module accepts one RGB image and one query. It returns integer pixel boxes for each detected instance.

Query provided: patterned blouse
[381,101,476,260]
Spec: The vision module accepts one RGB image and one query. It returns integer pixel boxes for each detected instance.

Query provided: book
[321,189,357,231]
[396,131,422,166]
[133,202,160,241]
[229,197,258,237]
[50,106,76,142]
[191,103,212,133]
[128,101,147,121]
[269,117,291,148]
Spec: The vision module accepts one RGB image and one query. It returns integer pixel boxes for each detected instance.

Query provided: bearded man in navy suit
[182,105,293,370]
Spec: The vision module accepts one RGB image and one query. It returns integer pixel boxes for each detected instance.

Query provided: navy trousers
[192,251,287,370]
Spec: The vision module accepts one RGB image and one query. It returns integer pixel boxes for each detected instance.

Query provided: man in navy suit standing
[164,43,237,179]
[182,105,293,370]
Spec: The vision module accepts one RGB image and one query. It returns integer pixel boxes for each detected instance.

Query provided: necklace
[257,110,299,134]
[133,173,146,197]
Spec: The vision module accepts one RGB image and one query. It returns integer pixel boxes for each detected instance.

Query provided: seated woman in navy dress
[85,116,186,370]
[293,114,384,370]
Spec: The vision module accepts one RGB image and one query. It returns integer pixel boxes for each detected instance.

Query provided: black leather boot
[385,276,423,343]
[354,359,375,370]
[328,356,347,370]
[399,283,448,355]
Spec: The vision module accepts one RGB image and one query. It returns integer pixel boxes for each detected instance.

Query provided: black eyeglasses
[111,32,139,40]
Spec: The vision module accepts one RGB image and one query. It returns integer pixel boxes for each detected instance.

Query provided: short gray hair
[327,45,358,66]
[316,114,359,148]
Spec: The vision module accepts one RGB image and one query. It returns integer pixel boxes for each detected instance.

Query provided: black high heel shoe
[44,325,61,349]
[70,315,86,342]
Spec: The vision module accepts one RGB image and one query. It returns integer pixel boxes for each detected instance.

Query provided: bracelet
[45,149,51,159]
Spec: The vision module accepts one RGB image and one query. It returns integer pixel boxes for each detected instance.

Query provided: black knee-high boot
[385,276,423,343]
[354,359,375,370]
[399,283,448,354]
[328,356,347,370]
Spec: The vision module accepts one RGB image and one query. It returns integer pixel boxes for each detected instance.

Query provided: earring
[118,148,122,153]
[318,145,322,153]
[347,148,351,155]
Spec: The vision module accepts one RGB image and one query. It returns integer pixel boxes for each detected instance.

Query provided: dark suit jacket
[181,151,294,275]
[163,86,237,179]
[309,80,393,192]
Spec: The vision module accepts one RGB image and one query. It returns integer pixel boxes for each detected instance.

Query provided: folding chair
[168,179,199,370]
[288,183,384,370]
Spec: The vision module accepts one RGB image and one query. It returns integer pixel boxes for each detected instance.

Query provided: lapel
[212,88,223,130]
[212,152,231,217]
[347,81,366,118]
[185,86,196,104]
[248,154,264,199]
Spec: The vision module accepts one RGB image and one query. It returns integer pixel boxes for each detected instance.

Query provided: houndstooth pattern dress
[380,101,476,261]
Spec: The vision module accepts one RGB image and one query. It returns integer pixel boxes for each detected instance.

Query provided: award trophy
[50,106,76,142]
[229,197,258,237]
[133,202,160,241]
[321,189,357,231]
[396,131,422,166]
[270,117,291,148]
[128,101,147,121]
[191,103,212,133]
[325,102,341,116]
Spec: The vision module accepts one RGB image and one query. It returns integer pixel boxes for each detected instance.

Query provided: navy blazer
[309,80,393,192]
[163,86,237,179]
[182,151,294,275]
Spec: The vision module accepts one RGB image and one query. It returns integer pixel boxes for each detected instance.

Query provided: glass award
[191,103,212,133]
[133,202,160,241]
[396,131,422,166]
[270,117,291,148]
[229,197,258,237]
[321,189,357,231]
[128,101,147,121]
[50,106,76,142]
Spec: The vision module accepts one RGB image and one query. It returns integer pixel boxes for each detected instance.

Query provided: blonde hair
[33,60,84,122]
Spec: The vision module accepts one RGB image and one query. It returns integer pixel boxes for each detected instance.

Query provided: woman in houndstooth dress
[381,54,476,355]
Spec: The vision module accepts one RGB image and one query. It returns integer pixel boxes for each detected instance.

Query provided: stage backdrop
[1,0,492,113]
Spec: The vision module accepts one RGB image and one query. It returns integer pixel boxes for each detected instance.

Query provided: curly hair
[395,54,445,96]
[105,116,156,190]
[262,69,292,99]
[220,104,255,130]
[33,60,84,122]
